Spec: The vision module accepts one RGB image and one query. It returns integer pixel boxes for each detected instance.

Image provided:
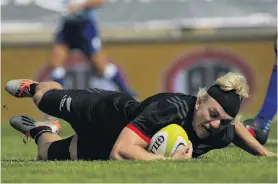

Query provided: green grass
[1,118,277,183]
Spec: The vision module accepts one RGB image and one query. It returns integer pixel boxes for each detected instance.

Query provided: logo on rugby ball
[149,134,166,154]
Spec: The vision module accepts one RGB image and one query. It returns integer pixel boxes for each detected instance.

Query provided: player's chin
[196,126,210,139]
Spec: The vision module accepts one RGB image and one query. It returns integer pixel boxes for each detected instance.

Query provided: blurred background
[1,0,277,120]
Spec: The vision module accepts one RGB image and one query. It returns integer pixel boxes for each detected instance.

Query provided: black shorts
[48,136,73,161]
[38,89,101,135]
[38,88,134,160]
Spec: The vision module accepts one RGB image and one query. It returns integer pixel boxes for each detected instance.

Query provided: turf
[1,118,277,183]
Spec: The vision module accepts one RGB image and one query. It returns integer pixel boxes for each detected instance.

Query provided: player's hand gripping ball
[147,124,190,156]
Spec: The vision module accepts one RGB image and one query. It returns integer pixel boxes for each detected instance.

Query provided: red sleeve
[126,123,151,144]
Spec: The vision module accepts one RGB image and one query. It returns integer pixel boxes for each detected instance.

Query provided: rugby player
[5,72,276,160]
[41,0,136,96]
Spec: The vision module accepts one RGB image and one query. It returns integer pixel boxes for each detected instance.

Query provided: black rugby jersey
[124,93,235,158]
[79,90,235,159]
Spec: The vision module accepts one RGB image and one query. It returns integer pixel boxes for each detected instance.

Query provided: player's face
[193,96,233,139]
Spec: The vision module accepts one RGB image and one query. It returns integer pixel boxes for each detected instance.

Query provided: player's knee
[39,136,76,161]
[33,82,63,105]
[37,142,51,161]
[69,135,78,160]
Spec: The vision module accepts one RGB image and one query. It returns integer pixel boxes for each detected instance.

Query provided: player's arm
[110,126,166,160]
[232,121,276,156]
[110,126,192,160]
[110,100,192,160]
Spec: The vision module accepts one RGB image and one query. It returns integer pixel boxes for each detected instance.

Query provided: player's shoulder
[153,93,196,118]
[146,92,196,107]
[172,92,196,100]
[138,92,196,112]
[149,92,194,100]
[162,93,196,105]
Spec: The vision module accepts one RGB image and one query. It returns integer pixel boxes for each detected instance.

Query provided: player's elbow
[110,147,132,160]
[110,141,135,160]
[110,146,140,160]
[109,149,122,160]
[109,141,126,160]
[110,127,150,160]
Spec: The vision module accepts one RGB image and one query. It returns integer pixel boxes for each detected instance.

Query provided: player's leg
[243,40,277,145]
[5,79,76,125]
[5,79,63,104]
[5,79,95,134]
[5,80,119,160]
[82,22,137,97]
[47,43,69,86]
[37,134,78,161]
[39,20,69,86]
[255,63,277,130]
[92,51,137,97]
[9,115,78,160]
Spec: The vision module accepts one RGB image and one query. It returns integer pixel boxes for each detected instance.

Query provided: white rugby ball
[147,124,189,157]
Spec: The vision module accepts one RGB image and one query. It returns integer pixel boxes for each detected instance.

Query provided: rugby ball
[147,124,189,157]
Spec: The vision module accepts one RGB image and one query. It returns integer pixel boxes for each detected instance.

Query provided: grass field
[1,117,277,183]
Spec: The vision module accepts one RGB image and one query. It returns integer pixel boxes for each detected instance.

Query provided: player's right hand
[171,141,193,159]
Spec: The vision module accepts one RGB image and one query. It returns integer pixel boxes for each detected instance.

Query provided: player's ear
[195,97,201,111]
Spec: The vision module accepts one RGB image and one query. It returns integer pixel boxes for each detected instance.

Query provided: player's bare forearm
[110,127,170,160]
[233,121,272,156]
[80,0,104,8]
[111,145,167,160]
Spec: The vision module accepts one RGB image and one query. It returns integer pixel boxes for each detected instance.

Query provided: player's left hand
[171,141,193,160]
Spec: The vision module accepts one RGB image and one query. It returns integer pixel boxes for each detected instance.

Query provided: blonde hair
[215,72,249,99]
[196,72,250,122]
